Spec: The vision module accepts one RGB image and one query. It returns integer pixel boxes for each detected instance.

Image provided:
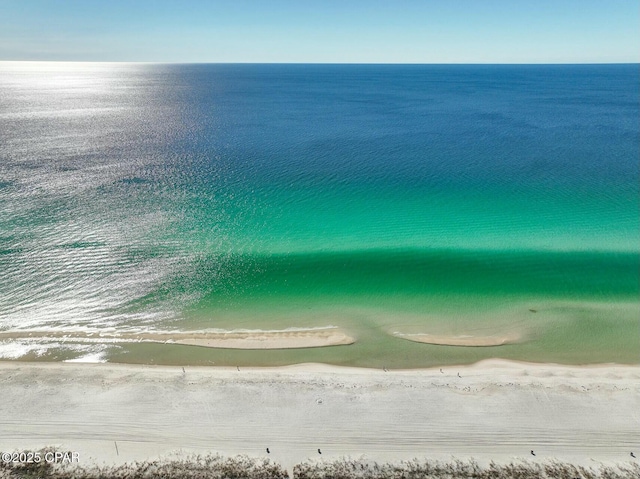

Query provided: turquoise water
[0,63,637,366]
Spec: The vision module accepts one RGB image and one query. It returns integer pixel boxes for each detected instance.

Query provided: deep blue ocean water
[0,63,638,365]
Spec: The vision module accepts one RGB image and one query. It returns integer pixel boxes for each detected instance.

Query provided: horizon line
[1,60,638,65]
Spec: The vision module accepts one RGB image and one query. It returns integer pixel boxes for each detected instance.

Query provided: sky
[0,0,638,63]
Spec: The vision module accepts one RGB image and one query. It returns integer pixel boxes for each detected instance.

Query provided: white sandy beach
[0,360,638,474]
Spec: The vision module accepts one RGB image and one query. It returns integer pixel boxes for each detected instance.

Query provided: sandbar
[171,329,355,349]
[392,331,521,346]
[0,327,355,350]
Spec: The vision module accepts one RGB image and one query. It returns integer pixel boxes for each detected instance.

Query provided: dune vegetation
[2,450,639,479]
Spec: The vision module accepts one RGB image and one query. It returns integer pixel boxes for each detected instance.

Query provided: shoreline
[1,359,638,473]
[0,356,638,371]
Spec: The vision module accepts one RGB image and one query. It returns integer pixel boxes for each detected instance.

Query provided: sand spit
[0,359,638,474]
[0,327,355,350]
[392,331,521,346]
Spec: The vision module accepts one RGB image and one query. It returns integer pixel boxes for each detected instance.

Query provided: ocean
[0,62,638,367]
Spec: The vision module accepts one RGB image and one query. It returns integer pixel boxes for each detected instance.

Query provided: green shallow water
[104,248,639,367]
[104,300,639,368]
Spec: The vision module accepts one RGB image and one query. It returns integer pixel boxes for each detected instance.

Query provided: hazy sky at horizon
[1,0,638,63]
